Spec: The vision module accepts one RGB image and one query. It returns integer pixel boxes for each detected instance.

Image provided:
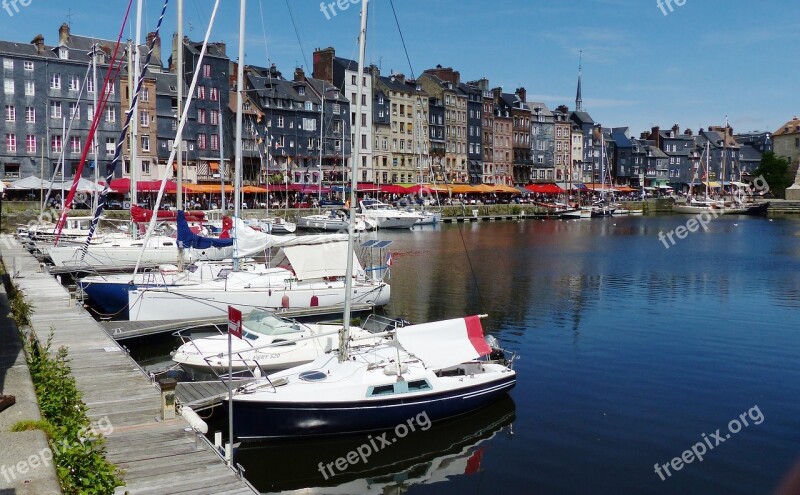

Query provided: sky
[2,0,798,136]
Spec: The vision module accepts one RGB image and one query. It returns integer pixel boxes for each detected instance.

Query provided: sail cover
[280,242,363,281]
[395,316,492,370]
[176,210,234,249]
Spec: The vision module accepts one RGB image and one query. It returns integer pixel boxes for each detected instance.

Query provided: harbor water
[128,215,800,494]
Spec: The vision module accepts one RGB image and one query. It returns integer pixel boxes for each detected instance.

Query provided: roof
[247,72,321,106]
[526,102,552,116]
[376,74,413,94]
[305,77,350,104]
[570,111,594,125]
[774,117,800,136]
[501,93,529,111]
[183,39,228,60]
[739,144,763,162]
[151,71,187,95]
[333,55,368,74]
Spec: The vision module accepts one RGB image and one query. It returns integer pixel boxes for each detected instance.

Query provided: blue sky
[3,0,798,135]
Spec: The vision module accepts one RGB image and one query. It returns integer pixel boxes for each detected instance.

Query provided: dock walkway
[1,244,255,495]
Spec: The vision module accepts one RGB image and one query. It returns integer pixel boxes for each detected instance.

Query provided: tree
[752,152,793,198]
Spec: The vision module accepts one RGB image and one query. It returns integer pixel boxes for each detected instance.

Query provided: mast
[705,141,710,202]
[233,0,246,271]
[132,0,143,214]
[176,0,184,269]
[218,97,225,214]
[340,0,369,363]
[318,84,324,205]
[91,44,99,211]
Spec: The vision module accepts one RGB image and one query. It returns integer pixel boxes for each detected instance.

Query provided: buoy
[310,295,319,307]
[281,294,290,308]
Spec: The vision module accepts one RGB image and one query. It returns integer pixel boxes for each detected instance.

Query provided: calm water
[130,215,800,494]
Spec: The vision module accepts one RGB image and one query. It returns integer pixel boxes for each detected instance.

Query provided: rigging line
[456,220,486,314]
[258,0,271,66]
[54,0,135,243]
[132,0,222,278]
[388,0,416,81]
[283,0,309,70]
[81,0,171,259]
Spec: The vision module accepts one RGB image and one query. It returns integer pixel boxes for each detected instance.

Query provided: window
[26,135,36,153]
[198,108,206,124]
[197,86,206,100]
[203,63,211,77]
[102,137,114,155]
[351,74,356,85]
[332,103,340,114]
[140,111,150,127]
[106,107,116,122]
[198,134,207,150]
[6,134,17,152]
[70,136,81,153]
[210,87,218,101]
[298,86,305,96]
[276,116,284,128]
[4,80,14,94]
[87,78,94,93]
[2,59,12,70]
[25,107,34,123]
[24,80,34,96]
[5,105,15,122]
[87,104,94,122]
[210,110,218,126]
[361,134,367,150]
[210,134,219,150]
[69,102,79,119]
[50,101,62,119]
[48,72,60,90]
[51,135,62,153]
[334,139,341,150]
[303,118,316,131]
[361,94,367,106]
[141,135,150,152]
[69,75,80,91]
[304,100,312,111]
[141,87,149,102]
[105,81,114,94]
[275,135,284,148]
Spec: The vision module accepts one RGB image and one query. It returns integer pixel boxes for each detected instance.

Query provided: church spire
[576,50,583,112]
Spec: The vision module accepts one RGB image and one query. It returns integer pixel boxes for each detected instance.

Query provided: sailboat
[672,141,738,214]
[228,0,516,441]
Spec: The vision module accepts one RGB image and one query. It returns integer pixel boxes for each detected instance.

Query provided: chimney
[269,63,281,79]
[515,87,526,103]
[684,128,693,136]
[368,64,380,77]
[672,123,680,135]
[650,126,660,148]
[312,46,335,83]
[293,67,305,82]
[146,32,161,66]
[30,34,45,55]
[215,42,226,56]
[58,23,70,45]
[393,73,405,83]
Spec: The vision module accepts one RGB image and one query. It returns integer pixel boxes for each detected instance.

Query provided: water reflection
[235,396,515,494]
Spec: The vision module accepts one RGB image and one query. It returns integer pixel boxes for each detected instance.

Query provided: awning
[525,183,564,194]
[702,181,721,188]
[615,186,638,193]
[379,184,410,194]
[449,184,479,194]
[209,162,220,171]
[110,178,177,193]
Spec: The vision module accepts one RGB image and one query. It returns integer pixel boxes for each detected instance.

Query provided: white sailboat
[229,0,516,441]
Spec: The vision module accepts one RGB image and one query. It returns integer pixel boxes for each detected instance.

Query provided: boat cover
[233,217,347,258]
[395,316,492,370]
[176,210,234,249]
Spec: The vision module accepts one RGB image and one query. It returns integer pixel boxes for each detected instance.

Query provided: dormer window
[297,86,305,96]
[58,47,68,59]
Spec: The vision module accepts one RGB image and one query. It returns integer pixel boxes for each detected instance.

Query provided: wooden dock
[99,303,375,341]
[176,380,255,413]
[2,244,256,495]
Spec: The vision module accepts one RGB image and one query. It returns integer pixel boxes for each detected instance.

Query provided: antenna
[66,8,73,27]
[579,50,582,72]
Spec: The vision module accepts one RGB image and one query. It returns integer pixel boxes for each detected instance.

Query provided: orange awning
[449,184,479,194]
[209,162,220,171]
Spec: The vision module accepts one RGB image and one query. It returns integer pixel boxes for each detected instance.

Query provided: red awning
[110,178,178,193]
[379,184,410,194]
[525,183,564,194]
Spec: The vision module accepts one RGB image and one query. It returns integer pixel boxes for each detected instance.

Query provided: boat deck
[1,244,256,495]
[176,380,255,413]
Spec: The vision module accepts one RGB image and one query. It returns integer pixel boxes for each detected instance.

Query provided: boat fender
[310,295,319,307]
[383,363,408,375]
[180,406,208,434]
[281,295,290,308]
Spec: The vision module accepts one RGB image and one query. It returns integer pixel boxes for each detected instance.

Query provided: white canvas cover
[232,217,347,258]
[8,176,52,189]
[395,316,492,370]
[281,242,363,281]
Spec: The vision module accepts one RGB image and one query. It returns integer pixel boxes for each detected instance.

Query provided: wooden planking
[3,245,256,495]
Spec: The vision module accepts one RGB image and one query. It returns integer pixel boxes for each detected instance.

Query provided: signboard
[228,306,242,339]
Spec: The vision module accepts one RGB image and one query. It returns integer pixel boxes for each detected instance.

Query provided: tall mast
[176,0,183,211]
[218,97,225,214]
[92,44,99,211]
[233,0,246,271]
[318,85,324,205]
[132,0,143,213]
[340,0,369,363]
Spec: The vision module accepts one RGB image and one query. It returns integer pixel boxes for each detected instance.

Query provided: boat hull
[232,373,516,439]
[127,282,391,321]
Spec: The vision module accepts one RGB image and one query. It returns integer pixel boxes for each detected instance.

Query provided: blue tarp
[176,210,234,249]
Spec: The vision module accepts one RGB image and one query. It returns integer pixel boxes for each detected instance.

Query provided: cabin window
[369,385,395,396]
[407,380,430,391]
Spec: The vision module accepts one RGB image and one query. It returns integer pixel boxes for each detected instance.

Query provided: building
[419,66,467,182]
[607,127,634,185]
[169,35,230,183]
[650,125,696,187]
[552,105,572,184]
[528,101,554,182]
[372,70,428,184]
[468,78,497,184]
[504,88,531,185]
[773,117,800,199]
[1,24,122,186]
[696,125,742,184]
[152,70,197,182]
[428,97,445,181]
[459,82,483,184]
[735,130,772,154]
[313,47,372,181]
[492,88,513,186]
[304,69,351,185]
